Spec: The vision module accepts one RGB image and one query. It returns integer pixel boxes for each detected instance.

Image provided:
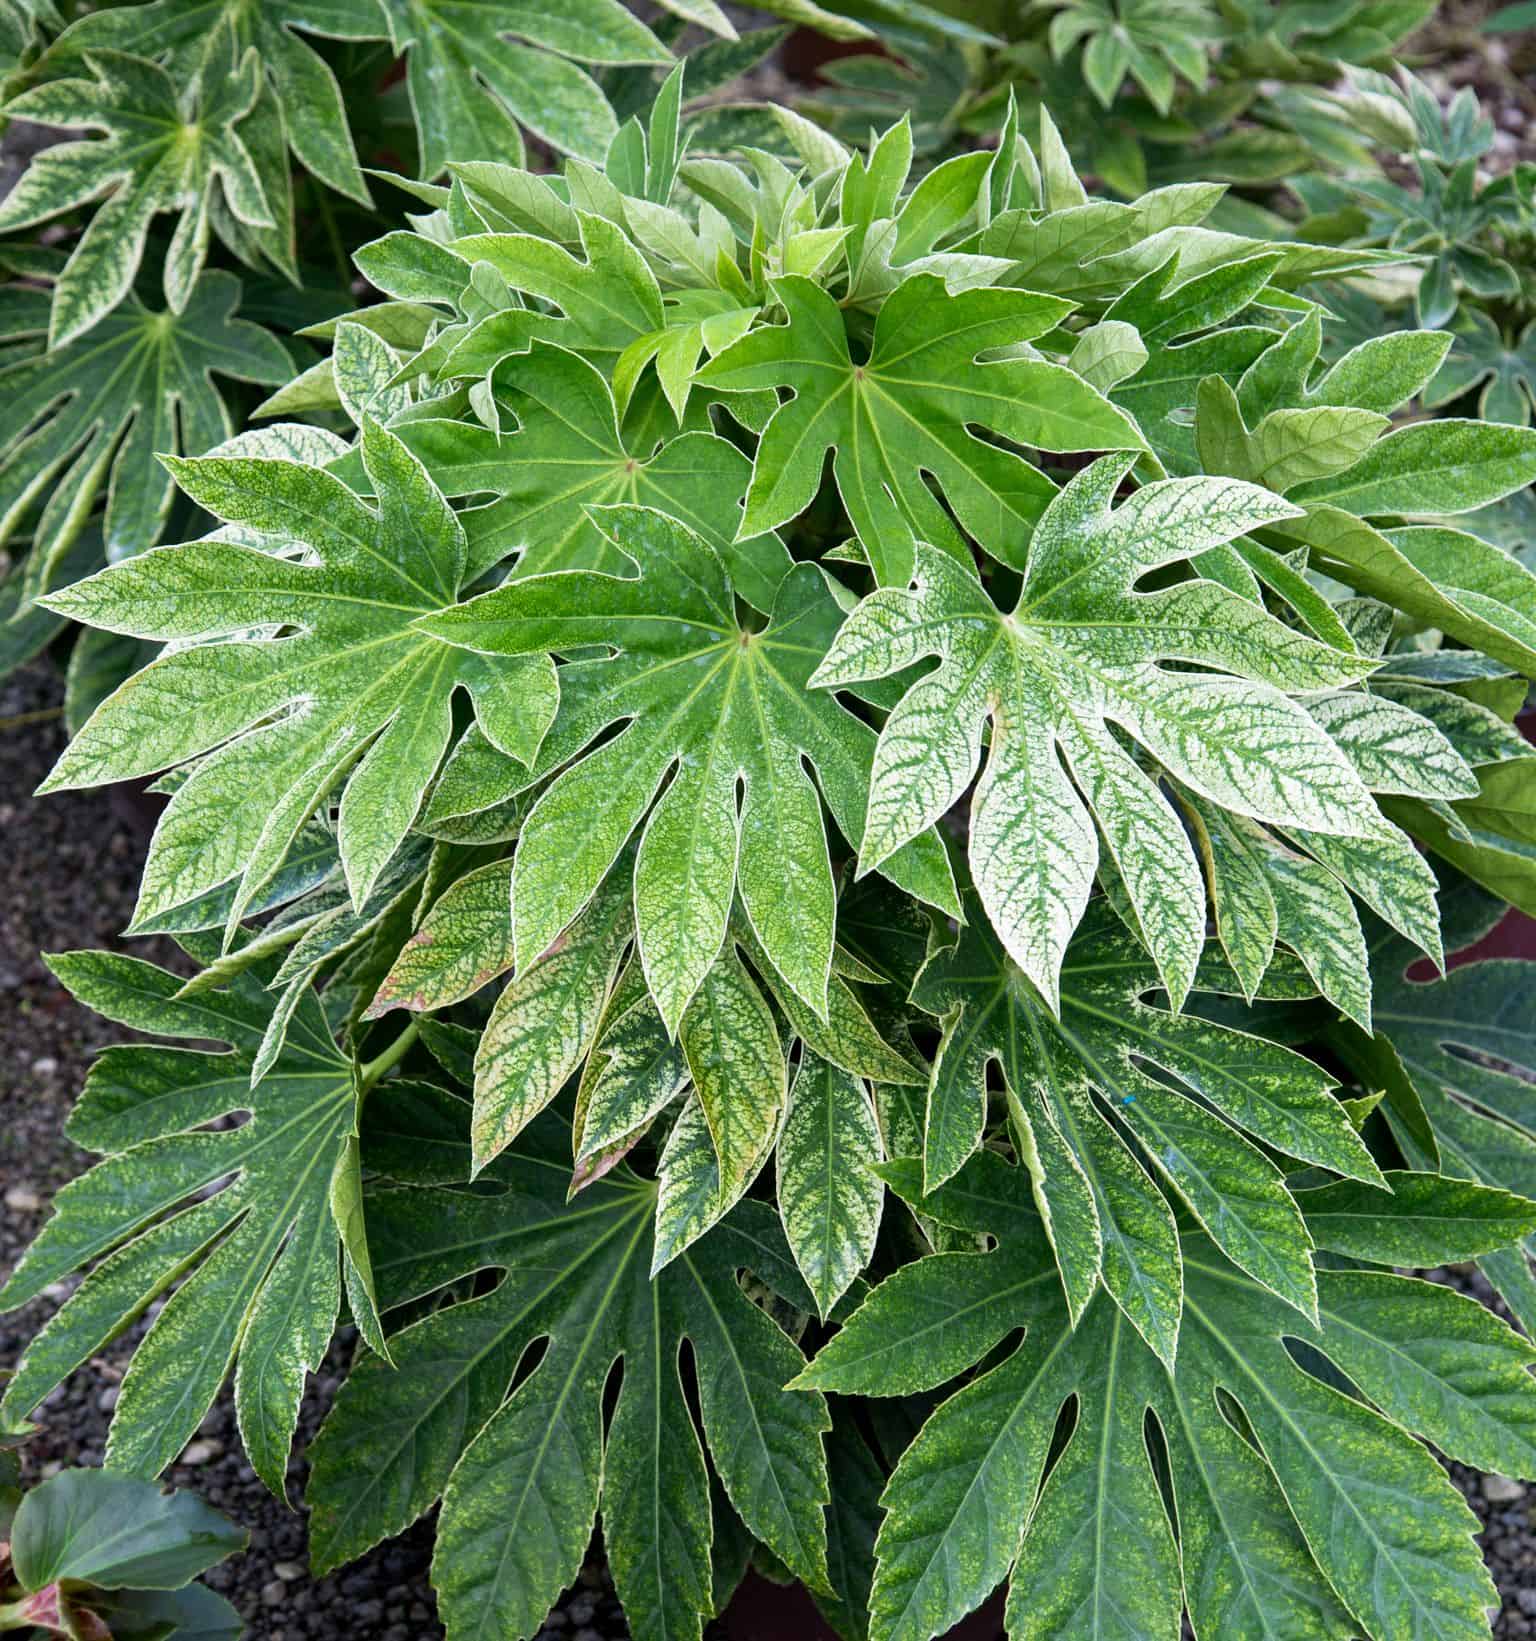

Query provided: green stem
[359,1017,421,1092]
[315,184,352,292]
[0,705,63,733]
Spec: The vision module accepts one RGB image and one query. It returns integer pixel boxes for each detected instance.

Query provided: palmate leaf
[812,455,1382,1014]
[39,418,559,935]
[910,894,1380,1356]
[797,1150,1536,1641]
[1233,306,1452,427]
[374,339,793,610]
[1426,310,1536,429]
[305,1140,831,1641]
[0,40,279,346]
[693,271,1145,586]
[0,271,290,605]
[43,0,386,204]
[1103,248,1286,475]
[377,0,676,174]
[1047,0,1217,114]
[420,505,957,1037]
[0,949,380,1489]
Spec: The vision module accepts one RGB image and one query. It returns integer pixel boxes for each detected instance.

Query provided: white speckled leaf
[813,456,1379,1012]
[420,507,955,1034]
[777,1050,885,1317]
[41,420,558,933]
[0,42,277,346]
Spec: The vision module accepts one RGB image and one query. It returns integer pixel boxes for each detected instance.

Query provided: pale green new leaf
[813,456,1379,1013]
[1103,249,1285,474]
[420,507,956,1035]
[40,419,559,933]
[0,949,370,1490]
[305,1151,831,1641]
[1290,417,1536,517]
[380,340,792,607]
[1197,375,1390,494]
[695,271,1144,584]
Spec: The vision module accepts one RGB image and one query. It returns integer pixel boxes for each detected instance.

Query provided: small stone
[1518,1589,1536,1617]
[572,1629,603,1641]
[4,1184,41,1212]
[97,1386,119,1413]
[261,1580,287,1608]
[1482,1472,1524,1503]
[273,1561,305,1582]
[179,1438,220,1466]
[566,1594,596,1625]
[30,1056,57,1077]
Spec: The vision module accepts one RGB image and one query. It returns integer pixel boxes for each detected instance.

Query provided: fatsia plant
[8,102,1536,1641]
